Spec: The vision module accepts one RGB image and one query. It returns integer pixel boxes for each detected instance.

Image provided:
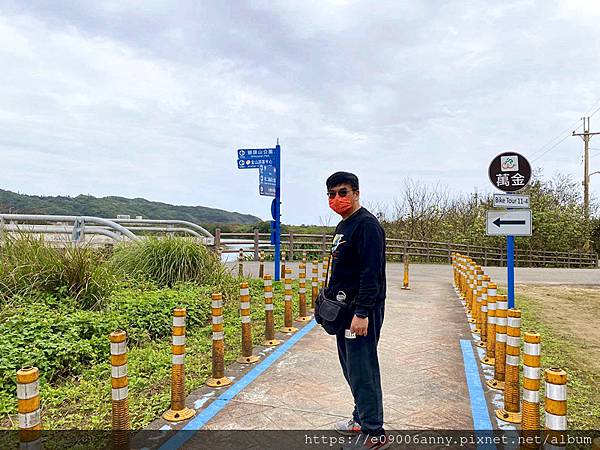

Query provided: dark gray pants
[335,304,385,436]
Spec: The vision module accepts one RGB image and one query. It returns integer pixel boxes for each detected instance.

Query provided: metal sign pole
[274,143,281,281]
[507,235,515,309]
[506,191,515,309]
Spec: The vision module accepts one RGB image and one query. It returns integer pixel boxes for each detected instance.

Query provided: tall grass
[0,234,116,309]
[111,236,229,287]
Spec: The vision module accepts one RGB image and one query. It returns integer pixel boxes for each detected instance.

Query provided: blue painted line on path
[460,339,496,450]
[159,319,317,450]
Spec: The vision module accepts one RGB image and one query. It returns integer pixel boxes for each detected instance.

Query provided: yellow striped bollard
[459,256,468,305]
[475,284,488,348]
[110,330,129,450]
[207,293,232,387]
[544,368,567,448]
[263,274,281,346]
[322,256,329,288]
[481,282,497,366]
[521,331,541,446]
[472,269,484,327]
[295,262,311,322]
[487,294,507,391]
[466,265,476,319]
[402,253,410,290]
[311,260,319,310]
[495,308,522,423]
[17,366,41,448]
[238,248,244,278]
[302,251,307,265]
[238,282,260,364]
[281,251,286,279]
[163,308,195,422]
[259,251,265,279]
[280,268,298,333]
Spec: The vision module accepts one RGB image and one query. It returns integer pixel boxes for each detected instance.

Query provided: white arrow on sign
[486,210,532,236]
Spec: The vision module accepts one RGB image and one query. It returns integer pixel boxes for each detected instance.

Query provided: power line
[529,120,582,159]
[531,132,573,162]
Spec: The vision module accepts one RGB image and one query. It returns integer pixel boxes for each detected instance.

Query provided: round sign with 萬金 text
[488,152,531,192]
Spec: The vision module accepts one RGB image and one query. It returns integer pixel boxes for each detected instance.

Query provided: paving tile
[181,263,480,445]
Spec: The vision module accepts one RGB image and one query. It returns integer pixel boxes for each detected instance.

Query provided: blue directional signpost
[487,152,532,309]
[237,143,282,280]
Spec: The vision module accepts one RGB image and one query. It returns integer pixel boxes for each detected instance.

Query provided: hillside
[0,189,261,225]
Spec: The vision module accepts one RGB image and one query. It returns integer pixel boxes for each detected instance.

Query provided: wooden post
[253,229,260,261]
[321,233,327,259]
[447,242,451,263]
[289,230,295,261]
[403,240,408,263]
[214,228,221,253]
[426,241,431,263]
[484,247,488,267]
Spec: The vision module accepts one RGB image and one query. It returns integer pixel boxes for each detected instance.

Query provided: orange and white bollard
[238,248,244,278]
[471,269,484,327]
[263,274,281,346]
[311,260,319,310]
[487,294,507,391]
[281,251,287,279]
[163,308,195,422]
[466,265,476,320]
[401,253,410,290]
[280,268,298,333]
[481,282,497,366]
[295,262,311,322]
[17,366,41,448]
[259,251,265,279]
[475,281,488,348]
[238,282,260,364]
[110,330,129,450]
[321,256,329,289]
[521,331,541,445]
[495,308,522,423]
[207,293,232,387]
[544,368,567,448]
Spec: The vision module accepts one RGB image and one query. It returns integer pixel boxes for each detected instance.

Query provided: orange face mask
[329,195,353,215]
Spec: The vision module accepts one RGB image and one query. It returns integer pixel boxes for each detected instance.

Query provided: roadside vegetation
[376,174,600,255]
[0,235,301,432]
[500,286,600,429]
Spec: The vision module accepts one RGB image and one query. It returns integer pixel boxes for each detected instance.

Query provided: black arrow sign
[493,218,526,227]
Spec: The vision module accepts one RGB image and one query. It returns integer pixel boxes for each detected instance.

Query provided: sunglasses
[326,188,355,199]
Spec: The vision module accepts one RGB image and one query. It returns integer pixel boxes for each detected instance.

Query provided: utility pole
[572,117,600,217]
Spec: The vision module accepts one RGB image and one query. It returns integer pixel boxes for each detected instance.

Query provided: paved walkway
[147,263,598,448]
[191,264,476,432]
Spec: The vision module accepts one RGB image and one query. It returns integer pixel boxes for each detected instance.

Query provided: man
[325,171,388,450]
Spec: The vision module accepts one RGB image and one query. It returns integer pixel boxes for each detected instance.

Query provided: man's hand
[350,315,368,336]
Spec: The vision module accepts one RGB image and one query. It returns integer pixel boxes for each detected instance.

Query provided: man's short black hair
[326,171,359,191]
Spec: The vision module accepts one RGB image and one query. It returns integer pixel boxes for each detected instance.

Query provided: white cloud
[0,1,600,224]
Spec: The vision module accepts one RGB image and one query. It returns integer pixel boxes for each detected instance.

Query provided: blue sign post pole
[505,190,516,309]
[507,235,515,309]
[273,143,281,281]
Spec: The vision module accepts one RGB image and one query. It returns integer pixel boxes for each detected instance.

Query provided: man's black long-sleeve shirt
[327,207,386,318]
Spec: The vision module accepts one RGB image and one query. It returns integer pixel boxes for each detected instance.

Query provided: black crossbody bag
[314,257,354,335]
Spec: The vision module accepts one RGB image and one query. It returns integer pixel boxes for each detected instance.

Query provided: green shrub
[110,236,228,287]
[0,234,116,308]
[0,303,120,391]
[108,283,216,344]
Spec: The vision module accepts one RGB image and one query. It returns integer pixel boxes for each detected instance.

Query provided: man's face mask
[327,187,355,215]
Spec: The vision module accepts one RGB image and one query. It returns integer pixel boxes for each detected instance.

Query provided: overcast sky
[1,0,600,225]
